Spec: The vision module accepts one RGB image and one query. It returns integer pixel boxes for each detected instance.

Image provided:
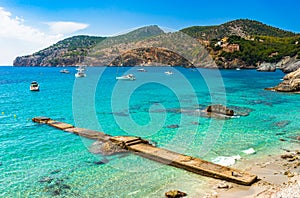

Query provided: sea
[0,66,299,197]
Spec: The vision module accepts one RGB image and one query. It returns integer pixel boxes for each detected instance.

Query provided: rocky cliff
[109,47,194,67]
[265,68,300,93]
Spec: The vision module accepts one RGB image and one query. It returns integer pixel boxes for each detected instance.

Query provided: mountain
[13,20,300,70]
[181,19,297,40]
[14,35,106,66]
[13,25,164,67]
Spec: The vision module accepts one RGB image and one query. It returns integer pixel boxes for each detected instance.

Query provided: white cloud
[0,7,89,65]
[46,21,89,35]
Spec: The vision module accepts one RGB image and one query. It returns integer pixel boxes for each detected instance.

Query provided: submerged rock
[273,120,291,128]
[39,177,53,183]
[265,68,300,93]
[89,141,128,156]
[50,169,61,174]
[166,124,180,129]
[165,190,187,198]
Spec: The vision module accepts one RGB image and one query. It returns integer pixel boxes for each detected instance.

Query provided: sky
[0,0,300,65]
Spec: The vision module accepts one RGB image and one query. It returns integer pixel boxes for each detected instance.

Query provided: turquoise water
[0,66,299,197]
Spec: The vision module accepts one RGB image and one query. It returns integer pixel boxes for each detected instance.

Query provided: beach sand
[202,146,300,198]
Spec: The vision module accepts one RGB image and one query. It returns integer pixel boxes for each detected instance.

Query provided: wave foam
[212,155,241,166]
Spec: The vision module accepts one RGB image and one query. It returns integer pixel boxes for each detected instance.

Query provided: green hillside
[181,19,297,40]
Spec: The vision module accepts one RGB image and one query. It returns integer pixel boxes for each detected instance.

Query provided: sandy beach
[202,144,300,198]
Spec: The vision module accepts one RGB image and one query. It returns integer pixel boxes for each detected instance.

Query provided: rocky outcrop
[265,68,300,93]
[165,190,187,198]
[257,62,276,72]
[206,104,234,116]
[281,61,300,73]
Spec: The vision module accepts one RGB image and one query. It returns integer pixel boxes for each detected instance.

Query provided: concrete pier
[32,116,257,185]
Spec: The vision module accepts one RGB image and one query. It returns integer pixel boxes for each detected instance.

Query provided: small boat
[30,81,39,91]
[137,68,147,72]
[116,74,136,80]
[75,67,86,78]
[60,69,70,74]
[164,71,173,75]
[236,68,241,71]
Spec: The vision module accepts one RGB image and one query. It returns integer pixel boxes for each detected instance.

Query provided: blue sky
[0,0,300,65]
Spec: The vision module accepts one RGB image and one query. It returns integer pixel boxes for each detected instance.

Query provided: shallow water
[0,66,299,197]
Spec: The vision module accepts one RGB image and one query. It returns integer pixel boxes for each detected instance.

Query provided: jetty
[32,116,257,185]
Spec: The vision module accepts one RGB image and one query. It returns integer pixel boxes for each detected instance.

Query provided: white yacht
[164,71,173,75]
[30,81,39,91]
[60,69,70,74]
[75,67,86,78]
[137,68,147,72]
[116,74,136,80]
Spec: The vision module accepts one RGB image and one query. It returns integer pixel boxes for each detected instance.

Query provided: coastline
[202,142,300,198]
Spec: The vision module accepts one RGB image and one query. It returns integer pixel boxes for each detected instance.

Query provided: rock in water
[165,190,187,198]
[206,104,234,116]
[39,177,53,183]
[166,124,180,129]
[265,68,300,93]
[89,141,128,156]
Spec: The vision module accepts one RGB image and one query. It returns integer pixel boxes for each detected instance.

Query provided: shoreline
[202,142,300,198]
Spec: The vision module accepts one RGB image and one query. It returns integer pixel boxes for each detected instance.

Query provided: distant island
[13,19,300,73]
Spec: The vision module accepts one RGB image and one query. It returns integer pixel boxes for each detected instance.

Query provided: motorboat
[116,74,136,80]
[164,71,173,75]
[75,67,86,78]
[30,81,39,91]
[137,68,147,72]
[60,69,70,74]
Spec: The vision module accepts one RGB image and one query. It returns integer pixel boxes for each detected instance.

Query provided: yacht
[30,81,39,91]
[137,68,147,72]
[116,74,136,80]
[164,71,173,75]
[60,69,70,74]
[75,67,86,78]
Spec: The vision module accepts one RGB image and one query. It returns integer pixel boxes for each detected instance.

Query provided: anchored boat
[60,69,70,74]
[116,74,136,80]
[75,67,86,78]
[30,81,39,91]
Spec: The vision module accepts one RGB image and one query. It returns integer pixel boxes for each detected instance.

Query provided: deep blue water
[0,66,299,197]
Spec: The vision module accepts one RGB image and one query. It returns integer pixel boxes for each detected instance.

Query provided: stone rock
[50,169,61,174]
[165,190,187,198]
[257,62,276,72]
[217,181,233,189]
[284,170,294,177]
[282,61,300,73]
[206,104,234,116]
[89,141,128,156]
[273,120,291,128]
[191,121,200,125]
[39,177,53,183]
[265,68,300,93]
[281,154,295,159]
[166,124,180,129]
